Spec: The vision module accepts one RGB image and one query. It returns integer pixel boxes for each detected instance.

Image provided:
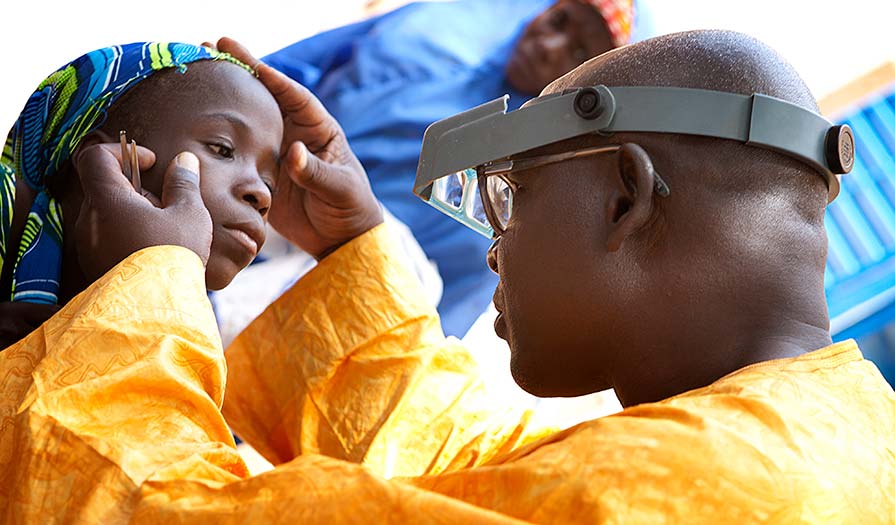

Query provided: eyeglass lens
[486,176,513,231]
[431,169,491,228]
[432,170,467,209]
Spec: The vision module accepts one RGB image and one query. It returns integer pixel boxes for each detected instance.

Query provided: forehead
[546,0,607,28]
[139,61,282,133]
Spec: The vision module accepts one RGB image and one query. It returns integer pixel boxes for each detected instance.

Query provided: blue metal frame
[826,89,895,385]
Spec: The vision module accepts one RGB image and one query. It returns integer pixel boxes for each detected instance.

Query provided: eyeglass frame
[475,143,671,238]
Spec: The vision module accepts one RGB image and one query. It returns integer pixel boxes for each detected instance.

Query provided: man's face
[506,0,615,96]
[136,62,283,290]
[489,152,624,397]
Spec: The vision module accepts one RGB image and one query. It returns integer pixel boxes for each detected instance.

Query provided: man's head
[505,0,633,95]
[491,30,833,402]
[94,60,282,290]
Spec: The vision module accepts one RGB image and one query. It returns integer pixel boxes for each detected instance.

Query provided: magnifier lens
[431,170,468,210]
[464,178,489,227]
[486,176,513,230]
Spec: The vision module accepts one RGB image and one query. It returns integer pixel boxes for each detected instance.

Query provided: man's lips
[493,289,507,340]
[494,311,508,340]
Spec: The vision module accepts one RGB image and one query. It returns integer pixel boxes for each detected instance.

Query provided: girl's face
[127,61,284,290]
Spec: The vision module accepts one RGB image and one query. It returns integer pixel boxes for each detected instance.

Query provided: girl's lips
[225,226,259,257]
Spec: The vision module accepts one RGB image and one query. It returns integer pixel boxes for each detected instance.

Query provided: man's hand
[0,302,59,350]
[213,37,384,259]
[74,144,212,282]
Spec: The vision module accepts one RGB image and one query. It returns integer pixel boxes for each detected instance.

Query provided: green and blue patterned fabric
[0,42,251,304]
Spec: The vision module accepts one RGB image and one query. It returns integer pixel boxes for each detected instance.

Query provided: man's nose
[487,238,500,275]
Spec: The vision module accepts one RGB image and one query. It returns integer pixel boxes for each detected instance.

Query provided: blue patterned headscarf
[0,42,253,304]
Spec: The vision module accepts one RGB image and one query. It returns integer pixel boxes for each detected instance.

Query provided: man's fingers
[76,144,139,196]
[161,152,204,209]
[215,36,344,152]
[215,37,261,70]
[258,64,332,123]
[285,142,351,198]
[141,189,163,207]
[216,38,333,126]
[135,145,157,171]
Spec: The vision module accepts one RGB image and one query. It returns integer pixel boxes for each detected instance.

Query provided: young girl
[0,42,283,348]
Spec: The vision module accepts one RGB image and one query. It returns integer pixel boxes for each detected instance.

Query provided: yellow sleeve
[0,246,243,521]
[0,245,532,524]
[223,225,555,477]
[3,246,879,523]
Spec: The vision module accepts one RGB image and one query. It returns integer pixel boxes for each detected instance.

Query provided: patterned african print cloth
[578,0,634,47]
[0,42,251,304]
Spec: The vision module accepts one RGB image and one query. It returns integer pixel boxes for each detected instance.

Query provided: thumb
[162,152,204,208]
[286,141,352,197]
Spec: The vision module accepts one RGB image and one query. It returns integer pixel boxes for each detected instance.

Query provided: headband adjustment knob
[825,124,855,174]
[574,87,603,119]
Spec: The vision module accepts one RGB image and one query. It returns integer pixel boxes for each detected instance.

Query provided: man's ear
[606,143,657,252]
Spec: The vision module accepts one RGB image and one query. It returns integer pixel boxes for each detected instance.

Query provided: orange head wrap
[577,0,634,47]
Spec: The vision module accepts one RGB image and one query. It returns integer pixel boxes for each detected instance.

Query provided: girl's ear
[73,130,115,160]
[71,130,117,175]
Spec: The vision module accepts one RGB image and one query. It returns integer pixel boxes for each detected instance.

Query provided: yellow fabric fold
[2,229,894,524]
[405,341,895,523]
[0,246,246,523]
[223,224,553,476]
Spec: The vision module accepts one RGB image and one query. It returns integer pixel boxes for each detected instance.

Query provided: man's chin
[510,351,608,398]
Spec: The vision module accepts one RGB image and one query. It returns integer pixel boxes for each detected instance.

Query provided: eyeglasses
[426,144,671,238]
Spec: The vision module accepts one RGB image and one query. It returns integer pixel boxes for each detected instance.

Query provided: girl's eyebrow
[200,112,250,132]
[199,111,282,166]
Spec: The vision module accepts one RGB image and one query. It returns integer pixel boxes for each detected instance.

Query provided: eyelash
[207,141,276,194]
[208,142,234,159]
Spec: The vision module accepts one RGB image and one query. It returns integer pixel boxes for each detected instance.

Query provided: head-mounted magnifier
[413,85,855,238]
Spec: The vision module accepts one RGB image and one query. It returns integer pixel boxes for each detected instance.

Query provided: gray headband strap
[415,85,853,202]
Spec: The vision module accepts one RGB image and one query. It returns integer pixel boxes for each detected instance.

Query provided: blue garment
[266,0,652,336]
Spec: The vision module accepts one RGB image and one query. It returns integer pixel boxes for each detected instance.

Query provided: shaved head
[549,30,818,111]
[542,30,831,233]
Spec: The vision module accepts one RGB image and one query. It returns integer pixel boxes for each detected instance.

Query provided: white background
[1,0,893,131]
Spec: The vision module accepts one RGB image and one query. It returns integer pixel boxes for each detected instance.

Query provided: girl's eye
[208,143,234,159]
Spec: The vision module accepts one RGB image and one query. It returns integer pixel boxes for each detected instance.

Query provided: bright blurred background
[2,0,894,128]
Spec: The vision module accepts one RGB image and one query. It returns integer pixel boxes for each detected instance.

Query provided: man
[265,0,651,336]
[3,32,894,523]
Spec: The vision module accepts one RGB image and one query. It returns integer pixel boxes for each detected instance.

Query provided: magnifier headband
[414,85,854,206]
